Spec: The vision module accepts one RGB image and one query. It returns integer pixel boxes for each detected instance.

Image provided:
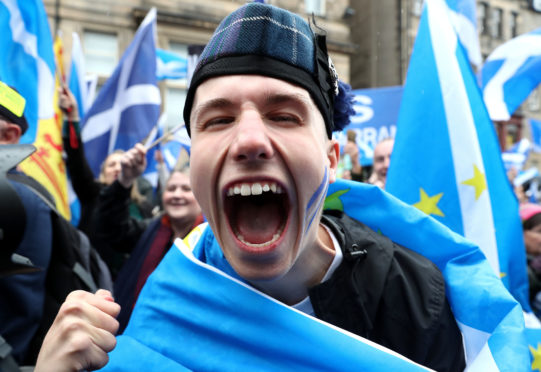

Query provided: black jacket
[310,210,465,372]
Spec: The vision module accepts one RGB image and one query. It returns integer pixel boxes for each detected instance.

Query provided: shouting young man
[129,2,464,370]
[47,3,469,371]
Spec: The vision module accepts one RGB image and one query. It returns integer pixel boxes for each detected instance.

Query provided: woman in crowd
[92,144,203,332]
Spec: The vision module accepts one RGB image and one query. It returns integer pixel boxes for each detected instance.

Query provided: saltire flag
[81,8,161,177]
[100,180,528,371]
[103,222,431,371]
[156,48,187,80]
[142,118,191,188]
[68,32,95,120]
[480,27,541,121]
[161,125,191,171]
[385,0,531,367]
[515,168,540,189]
[446,0,482,67]
[502,138,531,172]
[141,117,163,188]
[0,0,55,144]
[0,0,71,218]
[530,119,541,153]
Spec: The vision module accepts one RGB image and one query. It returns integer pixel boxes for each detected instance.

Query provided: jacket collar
[309,210,394,337]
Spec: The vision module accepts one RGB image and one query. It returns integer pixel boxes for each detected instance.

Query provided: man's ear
[326,139,339,184]
[0,123,21,144]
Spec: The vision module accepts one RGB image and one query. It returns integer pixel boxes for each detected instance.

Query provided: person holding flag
[58,86,155,278]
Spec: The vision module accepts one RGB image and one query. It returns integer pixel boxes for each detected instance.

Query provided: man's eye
[206,117,234,127]
[269,114,300,123]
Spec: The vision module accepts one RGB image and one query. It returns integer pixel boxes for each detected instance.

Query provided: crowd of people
[0,2,535,371]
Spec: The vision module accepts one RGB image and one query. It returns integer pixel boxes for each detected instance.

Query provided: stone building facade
[43,0,356,129]
[43,0,541,149]
[348,0,541,150]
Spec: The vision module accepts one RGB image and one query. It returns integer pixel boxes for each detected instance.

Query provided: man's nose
[229,111,274,162]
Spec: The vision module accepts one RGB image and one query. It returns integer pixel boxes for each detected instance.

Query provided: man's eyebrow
[263,92,312,108]
[191,98,234,121]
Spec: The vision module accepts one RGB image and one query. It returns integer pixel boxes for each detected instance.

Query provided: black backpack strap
[72,230,98,292]
[6,173,57,214]
[0,335,20,372]
[0,145,37,276]
[5,165,101,293]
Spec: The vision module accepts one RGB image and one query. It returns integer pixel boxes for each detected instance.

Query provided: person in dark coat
[93,154,202,332]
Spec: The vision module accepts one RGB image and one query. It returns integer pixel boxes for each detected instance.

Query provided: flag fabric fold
[386,0,530,315]
[385,0,529,368]
[81,8,160,177]
[102,214,432,371]
[156,48,187,80]
[0,0,55,144]
[68,32,95,120]
[101,179,527,371]
[446,0,481,67]
[530,119,541,153]
[480,27,541,121]
[0,1,71,218]
[502,138,531,172]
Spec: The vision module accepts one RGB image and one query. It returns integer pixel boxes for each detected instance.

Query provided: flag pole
[145,123,185,150]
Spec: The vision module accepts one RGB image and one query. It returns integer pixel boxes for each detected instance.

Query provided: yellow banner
[19,35,70,219]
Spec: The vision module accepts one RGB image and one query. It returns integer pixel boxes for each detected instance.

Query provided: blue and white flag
[68,32,95,121]
[386,0,530,368]
[480,27,541,121]
[446,0,482,67]
[156,48,187,80]
[101,180,528,371]
[142,116,191,188]
[502,138,531,172]
[530,119,541,153]
[102,207,434,371]
[161,126,191,170]
[0,0,55,144]
[81,8,161,177]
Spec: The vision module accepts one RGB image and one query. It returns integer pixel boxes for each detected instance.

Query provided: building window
[169,42,188,60]
[510,12,519,38]
[478,2,489,35]
[412,0,423,16]
[489,8,503,39]
[164,87,187,130]
[83,31,118,76]
[305,0,326,17]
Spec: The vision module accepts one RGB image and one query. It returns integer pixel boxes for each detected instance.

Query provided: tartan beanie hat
[183,2,354,139]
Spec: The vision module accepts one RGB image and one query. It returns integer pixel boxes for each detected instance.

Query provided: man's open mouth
[224,181,289,248]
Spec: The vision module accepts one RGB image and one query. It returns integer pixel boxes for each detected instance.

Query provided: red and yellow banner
[19,35,70,219]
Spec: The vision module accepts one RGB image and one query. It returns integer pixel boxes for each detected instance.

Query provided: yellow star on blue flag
[530,343,541,371]
[461,164,487,200]
[413,188,444,217]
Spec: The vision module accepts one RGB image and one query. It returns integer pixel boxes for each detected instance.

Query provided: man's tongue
[236,202,282,245]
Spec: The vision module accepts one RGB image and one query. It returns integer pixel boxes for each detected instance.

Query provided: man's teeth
[227,182,283,196]
[237,231,282,247]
